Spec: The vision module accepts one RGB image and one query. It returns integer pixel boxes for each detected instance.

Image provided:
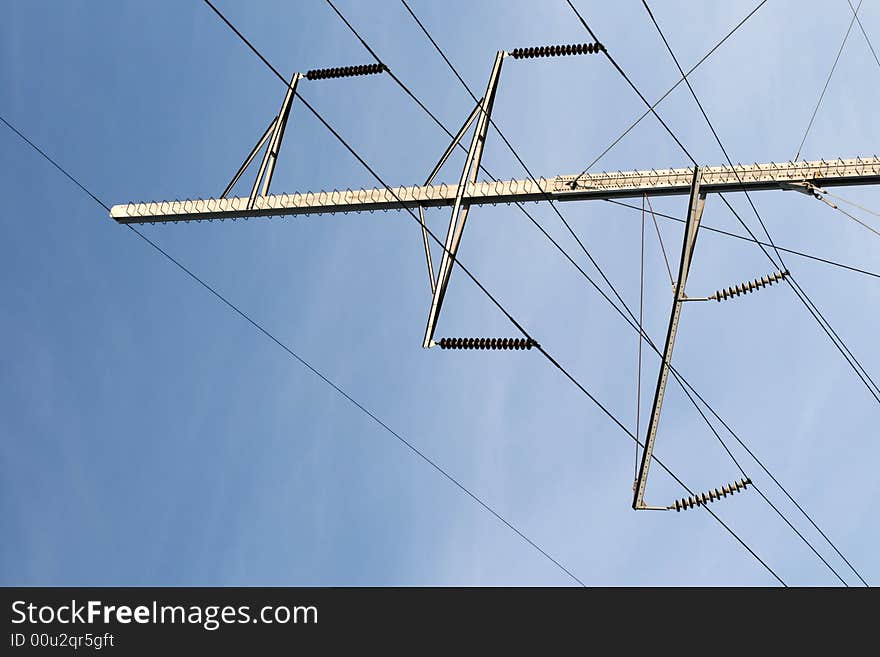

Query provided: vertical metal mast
[422,51,506,348]
[633,167,705,509]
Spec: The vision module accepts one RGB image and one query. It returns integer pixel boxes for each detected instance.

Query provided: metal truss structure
[110,44,880,511]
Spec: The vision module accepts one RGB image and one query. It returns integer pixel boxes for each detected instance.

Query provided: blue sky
[1,0,878,586]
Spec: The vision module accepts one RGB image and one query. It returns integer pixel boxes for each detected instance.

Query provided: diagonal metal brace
[633,167,705,510]
[221,117,277,199]
[422,51,506,348]
[418,99,484,295]
[222,72,301,209]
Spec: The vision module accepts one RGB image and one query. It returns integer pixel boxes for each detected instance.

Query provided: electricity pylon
[110,45,880,511]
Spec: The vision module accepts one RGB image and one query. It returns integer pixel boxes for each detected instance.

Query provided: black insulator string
[509,42,602,59]
[305,62,385,80]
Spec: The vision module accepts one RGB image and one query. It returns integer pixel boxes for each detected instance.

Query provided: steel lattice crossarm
[107,28,880,517]
[109,156,880,224]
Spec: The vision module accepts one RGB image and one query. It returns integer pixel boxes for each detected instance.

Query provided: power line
[566,0,880,362]
[605,198,880,281]
[393,0,861,584]
[0,112,587,587]
[0,116,112,212]
[129,230,592,587]
[567,0,880,413]
[666,365,849,586]
[615,208,876,581]
[823,197,880,240]
[637,1,785,262]
[568,2,836,382]
[620,210,875,586]
[848,0,880,71]
[801,177,880,264]
[795,0,863,161]
[654,5,880,404]
[638,0,871,585]
[717,191,880,404]
[683,373,870,587]
[781,259,880,401]
[817,185,880,222]
[573,0,768,184]
[645,194,675,289]
[204,0,787,585]
[564,0,700,167]
[559,0,868,582]
[635,0,880,406]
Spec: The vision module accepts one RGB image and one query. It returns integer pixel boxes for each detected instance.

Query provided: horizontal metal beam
[110,156,880,224]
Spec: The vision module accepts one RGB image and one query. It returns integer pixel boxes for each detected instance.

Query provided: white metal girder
[110,156,880,224]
